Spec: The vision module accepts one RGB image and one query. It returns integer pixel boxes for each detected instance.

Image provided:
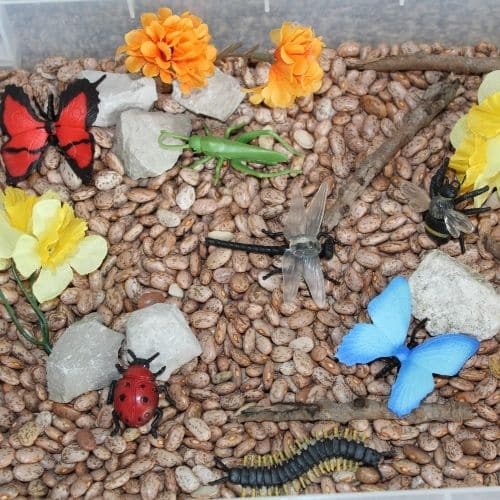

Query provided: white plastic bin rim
[257,486,500,500]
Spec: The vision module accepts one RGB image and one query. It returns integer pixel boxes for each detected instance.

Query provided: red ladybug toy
[108,350,167,438]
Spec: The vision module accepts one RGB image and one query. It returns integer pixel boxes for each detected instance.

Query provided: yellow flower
[0,188,56,262]
[248,22,324,108]
[116,7,217,94]
[449,70,500,207]
[11,198,108,303]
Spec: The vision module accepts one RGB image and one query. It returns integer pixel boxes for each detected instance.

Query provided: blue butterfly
[335,276,479,417]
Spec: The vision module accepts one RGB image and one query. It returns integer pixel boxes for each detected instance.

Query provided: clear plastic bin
[0,2,499,500]
[1,0,500,68]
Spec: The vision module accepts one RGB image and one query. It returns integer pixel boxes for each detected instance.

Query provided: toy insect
[108,349,167,438]
[400,159,490,253]
[211,428,392,496]
[335,276,479,417]
[0,76,105,185]
[158,122,302,185]
[205,182,333,307]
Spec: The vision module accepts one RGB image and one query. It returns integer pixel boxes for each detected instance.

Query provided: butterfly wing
[282,249,303,304]
[388,333,480,417]
[367,276,412,348]
[302,254,326,307]
[54,78,101,184]
[283,186,307,240]
[336,277,412,365]
[304,182,328,238]
[0,85,49,184]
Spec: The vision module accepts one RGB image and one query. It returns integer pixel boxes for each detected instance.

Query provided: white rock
[113,109,191,180]
[172,68,245,122]
[80,70,157,127]
[125,303,202,381]
[409,250,500,340]
[46,314,122,402]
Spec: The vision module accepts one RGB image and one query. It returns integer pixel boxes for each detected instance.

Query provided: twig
[346,54,500,74]
[237,399,476,424]
[323,80,459,230]
[217,42,273,64]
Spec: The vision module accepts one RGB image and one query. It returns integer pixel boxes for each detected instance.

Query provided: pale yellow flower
[11,199,108,303]
[450,70,500,207]
[0,187,56,262]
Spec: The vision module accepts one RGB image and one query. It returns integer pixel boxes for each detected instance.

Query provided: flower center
[36,204,87,269]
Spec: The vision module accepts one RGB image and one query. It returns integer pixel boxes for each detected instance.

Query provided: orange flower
[117,7,217,94]
[248,22,324,108]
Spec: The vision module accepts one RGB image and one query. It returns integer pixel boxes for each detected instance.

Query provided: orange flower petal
[140,40,161,58]
[124,29,149,49]
[142,63,160,78]
[140,12,157,28]
[125,56,145,73]
[159,70,174,84]
[157,7,173,21]
[145,21,166,42]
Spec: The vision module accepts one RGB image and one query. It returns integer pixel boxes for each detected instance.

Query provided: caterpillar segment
[212,429,390,496]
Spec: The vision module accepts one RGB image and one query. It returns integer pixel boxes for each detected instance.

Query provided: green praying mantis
[158,123,303,184]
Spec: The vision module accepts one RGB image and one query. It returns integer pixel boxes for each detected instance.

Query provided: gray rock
[47,314,122,402]
[126,303,202,381]
[409,250,500,340]
[113,109,191,179]
[172,68,245,121]
[80,70,157,127]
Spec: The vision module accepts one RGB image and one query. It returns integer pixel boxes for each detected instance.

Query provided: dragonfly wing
[305,182,328,238]
[302,255,326,307]
[388,333,479,417]
[399,181,431,213]
[387,360,435,417]
[283,186,307,240]
[367,276,412,350]
[336,323,401,365]
[282,249,303,304]
[444,210,475,238]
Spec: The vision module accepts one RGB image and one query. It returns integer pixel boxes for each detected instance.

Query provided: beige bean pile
[0,40,498,499]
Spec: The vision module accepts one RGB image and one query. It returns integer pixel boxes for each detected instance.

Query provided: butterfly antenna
[93,75,106,88]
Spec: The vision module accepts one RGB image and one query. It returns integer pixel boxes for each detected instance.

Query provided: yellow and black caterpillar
[212,428,392,496]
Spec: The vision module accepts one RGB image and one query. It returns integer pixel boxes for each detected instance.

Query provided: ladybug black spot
[142,396,149,404]
[125,382,131,387]
[119,394,126,402]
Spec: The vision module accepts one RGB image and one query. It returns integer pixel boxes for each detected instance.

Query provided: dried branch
[237,399,476,424]
[323,80,459,230]
[216,42,273,64]
[347,54,500,74]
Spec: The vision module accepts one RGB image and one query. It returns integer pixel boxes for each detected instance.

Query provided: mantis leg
[234,129,301,156]
[213,157,225,185]
[224,121,248,138]
[230,159,301,179]
[158,130,190,150]
[188,155,212,170]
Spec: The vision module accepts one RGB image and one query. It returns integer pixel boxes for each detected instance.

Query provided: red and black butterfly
[0,76,105,185]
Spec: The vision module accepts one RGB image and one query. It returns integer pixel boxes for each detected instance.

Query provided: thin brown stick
[323,80,459,230]
[347,54,500,74]
[237,399,476,424]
